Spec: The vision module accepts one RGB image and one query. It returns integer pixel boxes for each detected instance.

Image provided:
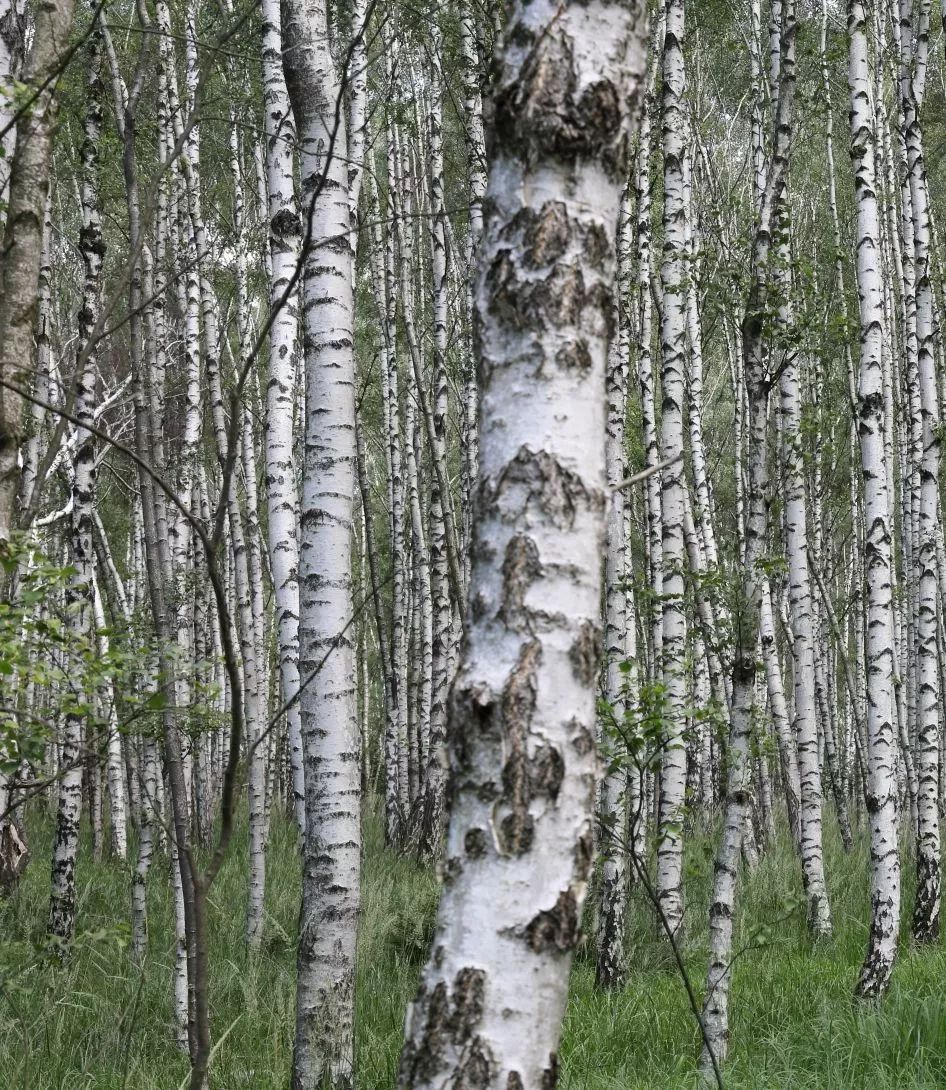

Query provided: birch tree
[397,1,650,1086]
[849,0,901,999]
[281,0,361,1080]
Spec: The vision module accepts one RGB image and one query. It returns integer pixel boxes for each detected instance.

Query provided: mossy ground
[1,803,942,1089]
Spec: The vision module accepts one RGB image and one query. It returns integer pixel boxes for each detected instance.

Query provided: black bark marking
[493,28,628,179]
[555,338,593,373]
[541,1052,560,1089]
[523,889,580,953]
[529,744,564,801]
[464,827,489,859]
[491,446,592,531]
[569,719,596,756]
[500,533,542,627]
[568,619,602,686]
[451,683,498,775]
[271,207,302,238]
[498,640,541,856]
[574,831,594,876]
[502,200,570,268]
[399,969,493,1087]
[485,251,586,332]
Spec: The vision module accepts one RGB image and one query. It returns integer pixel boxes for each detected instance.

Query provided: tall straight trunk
[0,0,76,540]
[848,0,901,1000]
[458,5,486,579]
[760,580,801,844]
[48,26,105,945]
[596,186,633,991]
[0,0,26,216]
[700,1,797,1074]
[420,39,453,861]
[229,117,271,951]
[261,0,306,838]
[397,2,648,1085]
[778,242,832,939]
[899,0,941,945]
[282,0,360,1082]
[93,580,128,860]
[656,0,688,940]
[373,134,409,845]
[635,51,663,685]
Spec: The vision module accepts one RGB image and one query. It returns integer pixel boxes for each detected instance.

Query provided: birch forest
[5,0,946,1086]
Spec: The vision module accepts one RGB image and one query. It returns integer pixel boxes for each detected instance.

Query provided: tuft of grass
[1,802,944,1089]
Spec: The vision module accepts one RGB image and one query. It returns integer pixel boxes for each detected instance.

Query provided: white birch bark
[0,0,25,217]
[700,1,798,1071]
[899,0,941,944]
[596,185,632,991]
[779,245,832,940]
[282,0,360,1079]
[48,27,105,945]
[656,0,688,940]
[849,0,901,999]
[93,579,127,860]
[760,580,801,844]
[0,0,77,541]
[261,0,306,837]
[421,39,454,860]
[635,64,663,683]
[397,1,649,1084]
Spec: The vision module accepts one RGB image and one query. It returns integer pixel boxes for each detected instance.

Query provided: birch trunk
[656,0,688,940]
[48,27,105,945]
[0,0,25,217]
[779,256,832,940]
[900,0,941,945]
[700,1,797,1072]
[262,0,306,838]
[0,0,77,540]
[282,0,360,1080]
[397,1,648,1084]
[596,186,632,991]
[849,0,901,999]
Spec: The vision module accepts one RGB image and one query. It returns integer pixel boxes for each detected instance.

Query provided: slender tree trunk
[700,1,797,1073]
[262,0,306,838]
[596,186,633,991]
[48,26,106,946]
[656,0,689,940]
[899,0,941,945]
[0,0,77,540]
[849,0,902,1000]
[282,0,360,1081]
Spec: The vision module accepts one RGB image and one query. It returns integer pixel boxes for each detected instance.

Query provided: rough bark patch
[523,889,580,953]
[492,447,592,531]
[493,28,627,179]
[499,640,541,855]
[500,533,542,625]
[568,619,602,686]
[400,969,493,1086]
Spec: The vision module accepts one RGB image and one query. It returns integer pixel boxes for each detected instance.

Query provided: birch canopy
[3,0,946,1088]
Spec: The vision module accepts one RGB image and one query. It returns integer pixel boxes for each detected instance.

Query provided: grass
[1,802,944,1089]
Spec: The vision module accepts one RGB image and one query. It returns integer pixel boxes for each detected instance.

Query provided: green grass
[1,804,944,1089]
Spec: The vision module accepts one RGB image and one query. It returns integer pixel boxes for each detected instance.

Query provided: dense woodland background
[2,0,946,1086]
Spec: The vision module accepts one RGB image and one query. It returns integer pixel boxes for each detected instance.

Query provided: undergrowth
[0,803,942,1089]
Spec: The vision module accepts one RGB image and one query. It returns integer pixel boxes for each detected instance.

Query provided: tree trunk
[848,0,901,1000]
[397,0,648,1084]
[282,0,360,1079]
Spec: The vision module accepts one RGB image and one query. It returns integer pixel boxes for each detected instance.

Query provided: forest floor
[2,804,945,1089]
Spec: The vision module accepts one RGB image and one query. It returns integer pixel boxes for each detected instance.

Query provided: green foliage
[0,537,223,779]
[0,800,438,1089]
[2,805,946,1088]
